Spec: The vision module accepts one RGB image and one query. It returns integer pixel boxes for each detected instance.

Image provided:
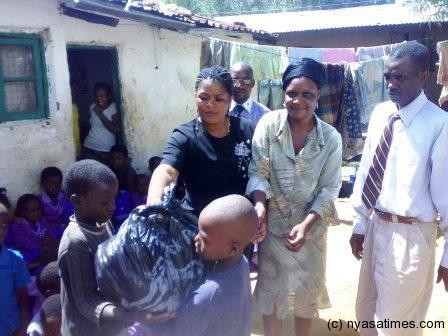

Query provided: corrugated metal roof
[103,0,271,35]
[216,3,441,33]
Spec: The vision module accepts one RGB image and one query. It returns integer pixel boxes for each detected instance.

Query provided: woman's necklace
[196,115,231,136]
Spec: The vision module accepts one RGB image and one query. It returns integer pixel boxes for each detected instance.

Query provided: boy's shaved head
[199,195,258,248]
[63,159,117,197]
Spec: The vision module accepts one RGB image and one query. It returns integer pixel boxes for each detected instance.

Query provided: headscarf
[282,58,325,91]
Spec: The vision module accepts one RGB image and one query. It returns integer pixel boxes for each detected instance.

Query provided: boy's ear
[70,194,83,209]
[229,241,241,257]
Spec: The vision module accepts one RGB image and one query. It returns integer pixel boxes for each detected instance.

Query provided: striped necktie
[362,114,401,209]
[234,104,245,118]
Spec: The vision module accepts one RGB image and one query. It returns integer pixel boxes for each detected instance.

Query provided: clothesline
[201,37,445,161]
[205,37,439,64]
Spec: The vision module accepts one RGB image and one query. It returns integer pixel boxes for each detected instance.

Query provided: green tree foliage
[160,0,393,16]
[405,0,448,21]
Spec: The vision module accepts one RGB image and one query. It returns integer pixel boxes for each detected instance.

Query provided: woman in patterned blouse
[246,59,342,336]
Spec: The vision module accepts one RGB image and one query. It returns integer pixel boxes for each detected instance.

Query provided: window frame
[0,33,48,122]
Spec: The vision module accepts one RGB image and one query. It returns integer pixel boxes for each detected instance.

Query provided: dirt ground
[250,199,448,336]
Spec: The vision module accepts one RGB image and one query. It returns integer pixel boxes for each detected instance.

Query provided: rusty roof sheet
[104,0,271,35]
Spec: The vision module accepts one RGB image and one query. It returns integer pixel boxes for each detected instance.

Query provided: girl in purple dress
[38,167,73,240]
[131,174,149,208]
[10,194,58,268]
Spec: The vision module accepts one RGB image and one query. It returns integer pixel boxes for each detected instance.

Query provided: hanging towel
[288,47,323,63]
[322,48,356,63]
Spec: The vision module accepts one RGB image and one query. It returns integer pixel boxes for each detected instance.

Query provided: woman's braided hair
[194,66,233,95]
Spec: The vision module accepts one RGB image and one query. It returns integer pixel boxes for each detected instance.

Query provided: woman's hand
[285,222,308,252]
[285,211,320,252]
[254,202,267,243]
[133,311,176,324]
[147,164,180,205]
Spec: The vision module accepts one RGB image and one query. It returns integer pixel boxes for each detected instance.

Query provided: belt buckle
[391,214,399,223]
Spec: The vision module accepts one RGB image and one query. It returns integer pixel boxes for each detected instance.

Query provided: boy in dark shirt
[58,160,170,336]
[130,194,259,336]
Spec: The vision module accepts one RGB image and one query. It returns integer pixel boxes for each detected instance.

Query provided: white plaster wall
[0,0,234,203]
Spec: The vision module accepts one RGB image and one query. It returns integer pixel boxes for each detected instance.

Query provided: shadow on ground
[251,315,360,336]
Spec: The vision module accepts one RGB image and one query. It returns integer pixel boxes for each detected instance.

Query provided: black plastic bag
[95,184,204,313]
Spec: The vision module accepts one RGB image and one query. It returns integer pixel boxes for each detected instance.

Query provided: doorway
[66,46,124,158]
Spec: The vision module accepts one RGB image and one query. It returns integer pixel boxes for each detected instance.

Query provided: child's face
[43,176,62,199]
[0,213,9,245]
[43,315,62,336]
[94,88,110,108]
[137,177,149,195]
[76,182,118,224]
[23,200,42,224]
[194,223,231,261]
[109,152,126,171]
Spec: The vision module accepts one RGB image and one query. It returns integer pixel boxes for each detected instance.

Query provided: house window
[0,34,48,122]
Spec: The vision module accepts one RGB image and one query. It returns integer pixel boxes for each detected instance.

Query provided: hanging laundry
[322,48,356,63]
[437,40,448,108]
[258,79,270,107]
[316,63,345,130]
[201,39,231,68]
[269,79,284,111]
[257,79,284,111]
[341,64,362,139]
[230,42,288,81]
[352,58,388,128]
[288,47,323,63]
[356,43,398,61]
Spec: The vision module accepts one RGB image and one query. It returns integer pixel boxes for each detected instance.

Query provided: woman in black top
[147,66,255,217]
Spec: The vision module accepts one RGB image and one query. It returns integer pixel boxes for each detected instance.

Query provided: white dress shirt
[351,91,448,267]
[231,97,253,113]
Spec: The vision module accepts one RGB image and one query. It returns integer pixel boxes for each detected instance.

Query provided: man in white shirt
[349,41,448,336]
[229,62,270,125]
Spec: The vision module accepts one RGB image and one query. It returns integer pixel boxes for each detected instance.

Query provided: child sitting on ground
[10,194,58,270]
[38,167,73,238]
[130,174,149,208]
[59,160,170,336]
[27,261,61,336]
[40,294,62,336]
[130,194,259,336]
[0,204,31,336]
[109,145,137,192]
